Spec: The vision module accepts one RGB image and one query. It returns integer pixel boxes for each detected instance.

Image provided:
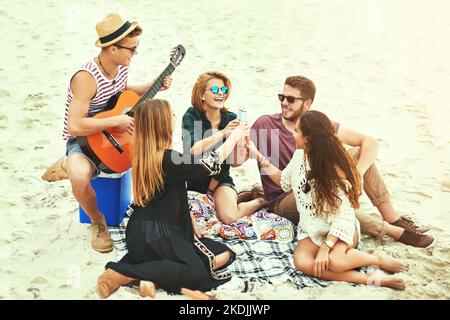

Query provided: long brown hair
[132,99,173,206]
[299,110,361,215]
[191,71,231,113]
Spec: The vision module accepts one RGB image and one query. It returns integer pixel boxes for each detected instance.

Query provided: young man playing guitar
[63,13,172,253]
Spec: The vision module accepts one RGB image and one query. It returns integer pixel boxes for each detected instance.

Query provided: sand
[0,0,449,300]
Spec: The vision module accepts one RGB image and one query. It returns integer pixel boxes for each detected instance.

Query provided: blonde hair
[191,71,232,113]
[132,99,173,206]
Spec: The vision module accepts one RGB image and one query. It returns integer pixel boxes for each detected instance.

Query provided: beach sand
[1,0,449,300]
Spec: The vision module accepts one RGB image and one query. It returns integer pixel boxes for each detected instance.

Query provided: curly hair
[299,110,361,215]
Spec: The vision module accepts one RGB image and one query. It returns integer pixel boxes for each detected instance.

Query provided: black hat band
[99,21,132,44]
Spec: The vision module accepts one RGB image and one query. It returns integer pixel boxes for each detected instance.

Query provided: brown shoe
[392,216,430,233]
[41,155,68,182]
[97,269,136,299]
[398,229,435,248]
[91,219,113,253]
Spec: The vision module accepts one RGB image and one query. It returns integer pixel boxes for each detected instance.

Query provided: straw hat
[95,13,139,47]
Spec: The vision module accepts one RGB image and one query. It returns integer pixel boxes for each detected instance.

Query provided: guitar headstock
[170,44,186,67]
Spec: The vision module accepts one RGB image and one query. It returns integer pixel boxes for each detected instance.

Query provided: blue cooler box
[79,169,132,226]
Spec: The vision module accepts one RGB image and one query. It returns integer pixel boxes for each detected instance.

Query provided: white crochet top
[280,150,357,246]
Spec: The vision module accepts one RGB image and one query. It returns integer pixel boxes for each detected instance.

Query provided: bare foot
[139,280,156,299]
[382,275,406,290]
[181,288,217,300]
[368,272,406,290]
[373,251,408,274]
[97,269,136,299]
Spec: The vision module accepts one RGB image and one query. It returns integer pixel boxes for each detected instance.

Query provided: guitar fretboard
[128,63,176,115]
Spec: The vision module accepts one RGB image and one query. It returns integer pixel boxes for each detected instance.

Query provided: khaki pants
[273,147,389,238]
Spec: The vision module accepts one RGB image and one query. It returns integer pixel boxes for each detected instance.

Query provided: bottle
[238,108,247,123]
[236,108,248,164]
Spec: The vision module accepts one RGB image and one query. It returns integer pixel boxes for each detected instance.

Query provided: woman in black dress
[97,99,248,299]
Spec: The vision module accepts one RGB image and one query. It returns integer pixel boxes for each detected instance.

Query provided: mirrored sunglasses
[208,85,229,95]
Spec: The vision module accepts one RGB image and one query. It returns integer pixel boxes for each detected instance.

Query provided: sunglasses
[277,94,305,104]
[302,181,311,194]
[302,170,313,193]
[114,44,138,54]
[207,86,229,95]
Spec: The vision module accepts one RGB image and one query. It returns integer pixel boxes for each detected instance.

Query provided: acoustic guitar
[77,44,186,173]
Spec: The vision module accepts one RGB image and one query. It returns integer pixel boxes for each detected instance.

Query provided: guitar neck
[129,63,176,115]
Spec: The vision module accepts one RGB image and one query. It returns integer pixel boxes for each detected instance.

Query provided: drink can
[238,108,247,123]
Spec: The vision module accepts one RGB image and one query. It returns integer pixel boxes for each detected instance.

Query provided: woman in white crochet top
[249,110,408,289]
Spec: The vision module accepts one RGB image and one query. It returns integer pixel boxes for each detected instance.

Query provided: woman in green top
[182,71,265,224]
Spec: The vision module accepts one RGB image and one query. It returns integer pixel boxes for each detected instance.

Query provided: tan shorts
[347,147,390,207]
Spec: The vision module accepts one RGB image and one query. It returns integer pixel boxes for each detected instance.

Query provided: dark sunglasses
[114,44,138,54]
[302,181,311,194]
[278,94,305,104]
[207,86,229,95]
[302,170,313,193]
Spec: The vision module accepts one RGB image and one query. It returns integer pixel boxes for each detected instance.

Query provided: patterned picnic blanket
[109,194,330,290]
[188,192,295,242]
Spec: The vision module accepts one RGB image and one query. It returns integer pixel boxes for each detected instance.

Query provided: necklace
[97,55,112,78]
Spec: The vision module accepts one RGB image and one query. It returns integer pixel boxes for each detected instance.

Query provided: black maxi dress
[105,150,235,294]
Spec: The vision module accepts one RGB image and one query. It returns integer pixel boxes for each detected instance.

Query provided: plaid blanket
[109,204,330,291]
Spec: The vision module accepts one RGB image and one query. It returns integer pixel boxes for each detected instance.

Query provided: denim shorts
[65,137,101,179]
[216,181,237,194]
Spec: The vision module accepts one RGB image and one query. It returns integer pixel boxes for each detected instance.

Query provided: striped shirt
[62,59,129,140]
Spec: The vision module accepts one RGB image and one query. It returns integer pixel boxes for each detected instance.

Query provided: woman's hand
[229,123,249,142]
[314,244,330,277]
[223,119,240,137]
[238,136,250,159]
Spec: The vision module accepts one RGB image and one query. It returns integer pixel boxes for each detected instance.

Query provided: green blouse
[181,107,237,193]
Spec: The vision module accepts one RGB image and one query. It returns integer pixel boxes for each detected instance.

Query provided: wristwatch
[325,240,335,249]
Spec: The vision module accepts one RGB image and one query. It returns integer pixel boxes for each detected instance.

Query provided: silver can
[238,108,247,123]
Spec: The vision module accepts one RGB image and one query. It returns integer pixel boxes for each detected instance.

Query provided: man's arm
[126,76,172,96]
[248,140,282,186]
[67,71,133,137]
[336,126,379,176]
